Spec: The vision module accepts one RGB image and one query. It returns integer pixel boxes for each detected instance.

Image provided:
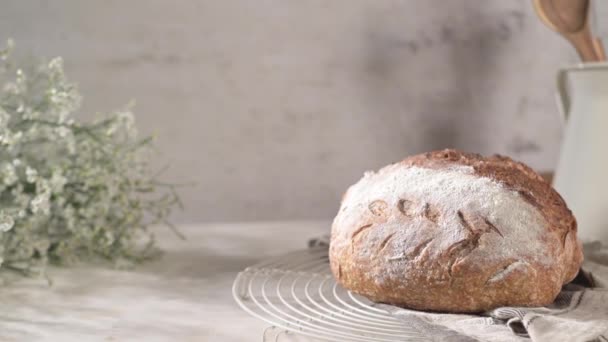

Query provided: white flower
[48,57,63,73]
[49,89,65,105]
[36,179,51,195]
[1,130,22,146]
[25,166,38,183]
[15,69,25,83]
[64,205,75,230]
[22,109,39,120]
[107,110,136,136]
[104,231,114,245]
[0,38,12,61]
[0,211,14,232]
[1,163,17,185]
[50,170,67,193]
[0,131,7,145]
[66,137,76,154]
[56,126,70,138]
[0,108,10,128]
[31,193,50,215]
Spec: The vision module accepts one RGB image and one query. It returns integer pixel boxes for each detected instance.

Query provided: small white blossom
[67,138,76,154]
[0,212,14,232]
[0,108,9,128]
[25,166,38,183]
[30,193,50,215]
[1,163,17,185]
[107,110,136,136]
[1,130,22,145]
[15,69,24,83]
[50,170,67,193]
[56,126,70,137]
[36,179,51,195]
[104,231,114,245]
[0,38,12,61]
[48,57,63,73]
[64,205,75,230]
[22,109,39,120]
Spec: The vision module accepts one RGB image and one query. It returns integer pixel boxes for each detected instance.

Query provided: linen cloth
[309,237,608,342]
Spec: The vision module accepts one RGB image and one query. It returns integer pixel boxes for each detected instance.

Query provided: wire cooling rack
[232,247,427,341]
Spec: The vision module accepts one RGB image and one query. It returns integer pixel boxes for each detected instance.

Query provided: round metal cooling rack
[232,247,427,341]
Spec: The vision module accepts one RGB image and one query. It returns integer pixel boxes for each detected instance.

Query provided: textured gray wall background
[0,0,576,222]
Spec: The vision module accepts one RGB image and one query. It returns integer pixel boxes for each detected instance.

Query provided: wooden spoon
[533,0,600,62]
[593,37,606,60]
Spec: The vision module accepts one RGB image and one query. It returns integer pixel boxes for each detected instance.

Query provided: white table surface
[0,221,330,341]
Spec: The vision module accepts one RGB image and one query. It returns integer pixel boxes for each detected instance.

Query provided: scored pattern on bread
[350,223,373,239]
[329,149,583,313]
[457,210,503,239]
[483,218,504,238]
[378,233,395,252]
[423,203,441,223]
[387,237,434,262]
[350,223,373,253]
[485,260,530,285]
[368,200,389,217]
[397,198,417,217]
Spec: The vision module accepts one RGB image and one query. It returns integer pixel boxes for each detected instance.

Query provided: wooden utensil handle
[570,32,600,61]
[593,38,607,61]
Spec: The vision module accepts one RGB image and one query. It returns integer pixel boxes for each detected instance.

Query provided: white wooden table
[0,221,330,341]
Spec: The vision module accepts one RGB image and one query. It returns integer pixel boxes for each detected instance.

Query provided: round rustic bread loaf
[329,149,583,313]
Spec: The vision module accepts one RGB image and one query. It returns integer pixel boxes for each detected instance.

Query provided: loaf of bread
[329,149,583,313]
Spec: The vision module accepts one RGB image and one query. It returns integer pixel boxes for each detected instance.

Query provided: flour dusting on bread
[329,150,583,312]
[336,165,551,267]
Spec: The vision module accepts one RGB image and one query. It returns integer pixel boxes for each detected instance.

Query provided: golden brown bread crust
[329,149,583,313]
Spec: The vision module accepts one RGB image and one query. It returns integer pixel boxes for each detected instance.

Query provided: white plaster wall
[0,0,576,222]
